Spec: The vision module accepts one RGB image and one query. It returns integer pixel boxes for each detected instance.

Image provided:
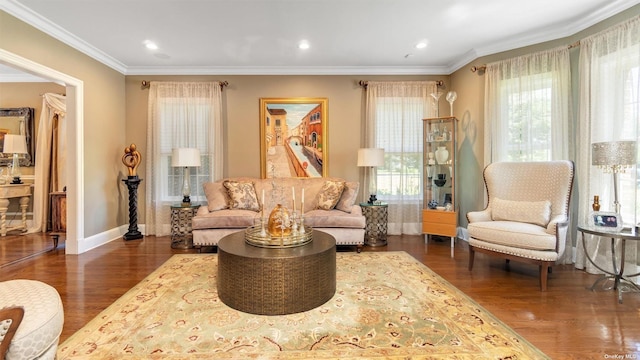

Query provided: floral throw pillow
[223,180,260,212]
[315,180,346,210]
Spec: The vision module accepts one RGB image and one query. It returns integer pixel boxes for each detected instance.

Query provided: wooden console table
[0,184,31,236]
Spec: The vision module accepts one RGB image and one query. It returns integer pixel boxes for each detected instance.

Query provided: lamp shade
[357,148,385,167]
[592,141,636,167]
[2,134,27,154]
[171,148,201,167]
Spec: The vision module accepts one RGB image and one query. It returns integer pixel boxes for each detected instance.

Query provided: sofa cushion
[467,220,556,251]
[192,209,258,229]
[335,181,359,213]
[491,197,551,227]
[315,180,345,210]
[223,180,260,211]
[304,209,366,228]
[203,182,229,211]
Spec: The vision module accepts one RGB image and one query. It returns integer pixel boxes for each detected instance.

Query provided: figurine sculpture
[122,143,142,177]
[122,143,143,240]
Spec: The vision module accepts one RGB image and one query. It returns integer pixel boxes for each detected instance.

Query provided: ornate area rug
[58,252,549,359]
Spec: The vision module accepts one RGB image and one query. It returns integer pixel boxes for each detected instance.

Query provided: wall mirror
[0,107,35,166]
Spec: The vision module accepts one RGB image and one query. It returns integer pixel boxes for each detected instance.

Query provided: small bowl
[436,206,446,211]
[434,179,446,187]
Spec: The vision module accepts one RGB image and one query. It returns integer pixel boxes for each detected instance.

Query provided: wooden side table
[0,184,31,236]
[170,204,200,249]
[360,202,388,246]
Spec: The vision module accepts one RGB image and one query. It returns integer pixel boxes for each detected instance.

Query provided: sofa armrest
[196,206,209,216]
[546,214,568,235]
[350,204,363,215]
[467,209,491,223]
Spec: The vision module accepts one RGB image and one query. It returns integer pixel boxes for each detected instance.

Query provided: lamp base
[368,194,377,204]
[182,195,191,205]
[10,176,22,184]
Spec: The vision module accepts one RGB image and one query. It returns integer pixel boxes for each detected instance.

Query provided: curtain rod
[358,80,443,90]
[470,40,582,75]
[140,80,229,90]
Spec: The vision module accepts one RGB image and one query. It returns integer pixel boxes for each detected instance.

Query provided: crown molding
[470,0,640,67]
[1,0,127,74]
[124,65,450,76]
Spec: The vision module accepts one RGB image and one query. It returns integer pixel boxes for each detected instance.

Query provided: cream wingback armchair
[466,161,574,291]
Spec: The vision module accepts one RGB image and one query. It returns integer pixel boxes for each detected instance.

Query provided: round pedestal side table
[170,203,200,249]
[217,230,336,315]
[578,225,640,303]
[360,202,388,246]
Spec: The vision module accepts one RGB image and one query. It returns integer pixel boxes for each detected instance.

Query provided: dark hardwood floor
[1,232,638,359]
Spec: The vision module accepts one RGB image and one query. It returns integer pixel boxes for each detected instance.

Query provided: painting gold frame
[259,98,328,178]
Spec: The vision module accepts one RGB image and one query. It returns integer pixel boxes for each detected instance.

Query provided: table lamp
[592,141,636,214]
[2,134,28,184]
[171,148,201,205]
[357,148,385,204]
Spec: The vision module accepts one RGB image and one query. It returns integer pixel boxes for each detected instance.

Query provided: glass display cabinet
[422,116,458,257]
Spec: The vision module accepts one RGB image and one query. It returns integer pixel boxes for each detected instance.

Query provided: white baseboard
[78,224,146,253]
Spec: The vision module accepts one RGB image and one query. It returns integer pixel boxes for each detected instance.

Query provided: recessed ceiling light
[144,40,158,50]
[415,42,427,49]
[298,41,310,50]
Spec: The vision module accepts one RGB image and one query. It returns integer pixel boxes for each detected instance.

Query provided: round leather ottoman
[0,279,64,360]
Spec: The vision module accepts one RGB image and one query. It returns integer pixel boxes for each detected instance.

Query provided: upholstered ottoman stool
[0,280,64,360]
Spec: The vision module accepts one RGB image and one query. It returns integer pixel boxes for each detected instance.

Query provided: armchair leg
[468,246,475,271]
[539,263,551,291]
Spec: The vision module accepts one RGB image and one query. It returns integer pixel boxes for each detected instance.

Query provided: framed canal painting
[259,98,328,178]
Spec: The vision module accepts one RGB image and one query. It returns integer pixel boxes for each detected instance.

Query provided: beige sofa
[193,177,366,251]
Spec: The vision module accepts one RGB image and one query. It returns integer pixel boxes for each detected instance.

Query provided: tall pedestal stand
[123,176,143,240]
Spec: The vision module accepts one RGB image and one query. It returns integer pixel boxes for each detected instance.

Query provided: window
[485,47,570,164]
[156,98,212,203]
[374,96,426,200]
[364,81,435,235]
[501,75,553,161]
[146,81,222,236]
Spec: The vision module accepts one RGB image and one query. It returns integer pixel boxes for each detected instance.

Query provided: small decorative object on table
[592,195,600,211]
[428,199,438,209]
[246,201,312,248]
[589,211,623,232]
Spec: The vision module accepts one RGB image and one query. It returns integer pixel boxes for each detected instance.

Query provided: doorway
[0,49,84,254]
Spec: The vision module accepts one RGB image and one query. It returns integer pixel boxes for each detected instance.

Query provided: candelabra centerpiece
[245,185,312,248]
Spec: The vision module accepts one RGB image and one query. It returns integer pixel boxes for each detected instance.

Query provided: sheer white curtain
[145,82,223,236]
[575,16,640,278]
[364,81,437,235]
[484,46,571,165]
[29,93,66,233]
[483,46,573,263]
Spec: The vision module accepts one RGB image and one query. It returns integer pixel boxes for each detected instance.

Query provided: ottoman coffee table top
[218,229,336,259]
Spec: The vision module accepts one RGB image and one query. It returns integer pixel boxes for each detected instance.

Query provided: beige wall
[125,75,448,218]
[451,4,640,228]
[1,11,127,237]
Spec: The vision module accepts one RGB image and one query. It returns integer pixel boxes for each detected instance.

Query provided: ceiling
[1,0,639,76]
